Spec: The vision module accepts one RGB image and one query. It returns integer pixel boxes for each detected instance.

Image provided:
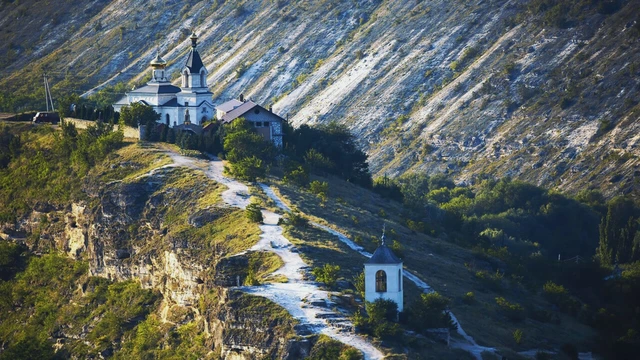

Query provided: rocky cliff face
[1,0,638,197]
[0,164,304,359]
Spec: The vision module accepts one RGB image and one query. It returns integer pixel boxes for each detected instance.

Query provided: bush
[244,257,260,286]
[513,328,523,345]
[227,156,266,181]
[542,281,578,313]
[474,270,504,291]
[309,180,329,201]
[462,292,475,304]
[373,175,403,201]
[245,202,263,223]
[119,102,159,128]
[353,272,365,298]
[312,264,340,288]
[495,297,525,322]
[283,165,309,187]
[390,240,404,258]
[339,348,363,360]
[279,210,308,228]
[407,292,456,331]
[356,299,402,340]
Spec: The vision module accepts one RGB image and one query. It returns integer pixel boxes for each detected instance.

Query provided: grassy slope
[266,174,596,357]
[0,125,293,357]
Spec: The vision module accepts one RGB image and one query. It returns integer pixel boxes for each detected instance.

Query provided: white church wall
[364,263,404,312]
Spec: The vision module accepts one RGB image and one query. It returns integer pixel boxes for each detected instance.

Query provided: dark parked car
[32,112,60,124]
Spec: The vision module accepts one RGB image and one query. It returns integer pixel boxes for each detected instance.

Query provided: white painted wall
[364,262,403,312]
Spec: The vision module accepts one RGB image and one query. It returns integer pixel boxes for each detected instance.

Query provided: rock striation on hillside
[1,0,638,197]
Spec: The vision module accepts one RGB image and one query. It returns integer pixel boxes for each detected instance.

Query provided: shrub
[243,256,261,286]
[353,272,365,298]
[513,328,523,344]
[474,270,504,291]
[495,297,525,322]
[309,180,329,199]
[312,264,340,288]
[119,102,159,128]
[373,175,403,201]
[279,210,308,228]
[339,348,362,360]
[390,240,404,258]
[283,165,309,187]
[245,202,263,223]
[227,156,265,181]
[462,292,475,304]
[407,292,456,331]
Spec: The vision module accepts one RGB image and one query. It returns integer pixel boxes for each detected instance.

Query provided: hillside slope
[0,0,638,197]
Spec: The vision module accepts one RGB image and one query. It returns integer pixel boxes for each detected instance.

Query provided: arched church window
[375,270,387,292]
[184,109,190,124]
[398,269,401,291]
[183,71,189,88]
[200,71,205,87]
[166,114,170,125]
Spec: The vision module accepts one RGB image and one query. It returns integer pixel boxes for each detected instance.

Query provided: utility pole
[44,73,49,112]
[43,72,55,112]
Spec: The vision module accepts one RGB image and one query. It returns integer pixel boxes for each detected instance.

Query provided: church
[364,229,404,312]
[113,32,215,126]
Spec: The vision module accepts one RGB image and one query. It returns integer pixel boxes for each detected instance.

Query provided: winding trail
[160,150,488,359]
[261,186,496,359]
[164,152,384,360]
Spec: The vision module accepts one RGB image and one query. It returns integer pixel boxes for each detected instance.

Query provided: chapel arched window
[376,270,387,292]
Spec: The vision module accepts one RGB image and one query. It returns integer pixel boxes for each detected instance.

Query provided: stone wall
[64,117,141,139]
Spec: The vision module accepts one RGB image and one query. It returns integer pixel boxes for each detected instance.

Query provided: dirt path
[261,185,496,359]
[163,152,384,360]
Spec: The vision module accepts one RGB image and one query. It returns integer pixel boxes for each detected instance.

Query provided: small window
[375,270,387,292]
[255,122,262,127]
[254,108,260,114]
[263,121,270,127]
[185,102,189,107]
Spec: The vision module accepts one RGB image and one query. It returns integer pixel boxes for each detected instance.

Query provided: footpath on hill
[165,151,384,360]
[158,149,595,360]
[260,183,495,359]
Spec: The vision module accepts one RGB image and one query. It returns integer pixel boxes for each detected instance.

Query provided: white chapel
[113,32,214,127]
[364,230,404,312]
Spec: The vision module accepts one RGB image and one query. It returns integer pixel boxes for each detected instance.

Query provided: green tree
[597,197,639,266]
[283,165,309,187]
[304,148,334,174]
[312,264,340,288]
[118,102,159,128]
[227,156,266,182]
[372,175,403,202]
[222,118,276,163]
[407,292,456,331]
[359,299,401,339]
[287,122,371,187]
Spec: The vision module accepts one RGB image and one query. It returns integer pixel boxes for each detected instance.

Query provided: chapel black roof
[184,48,205,73]
[367,244,402,264]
